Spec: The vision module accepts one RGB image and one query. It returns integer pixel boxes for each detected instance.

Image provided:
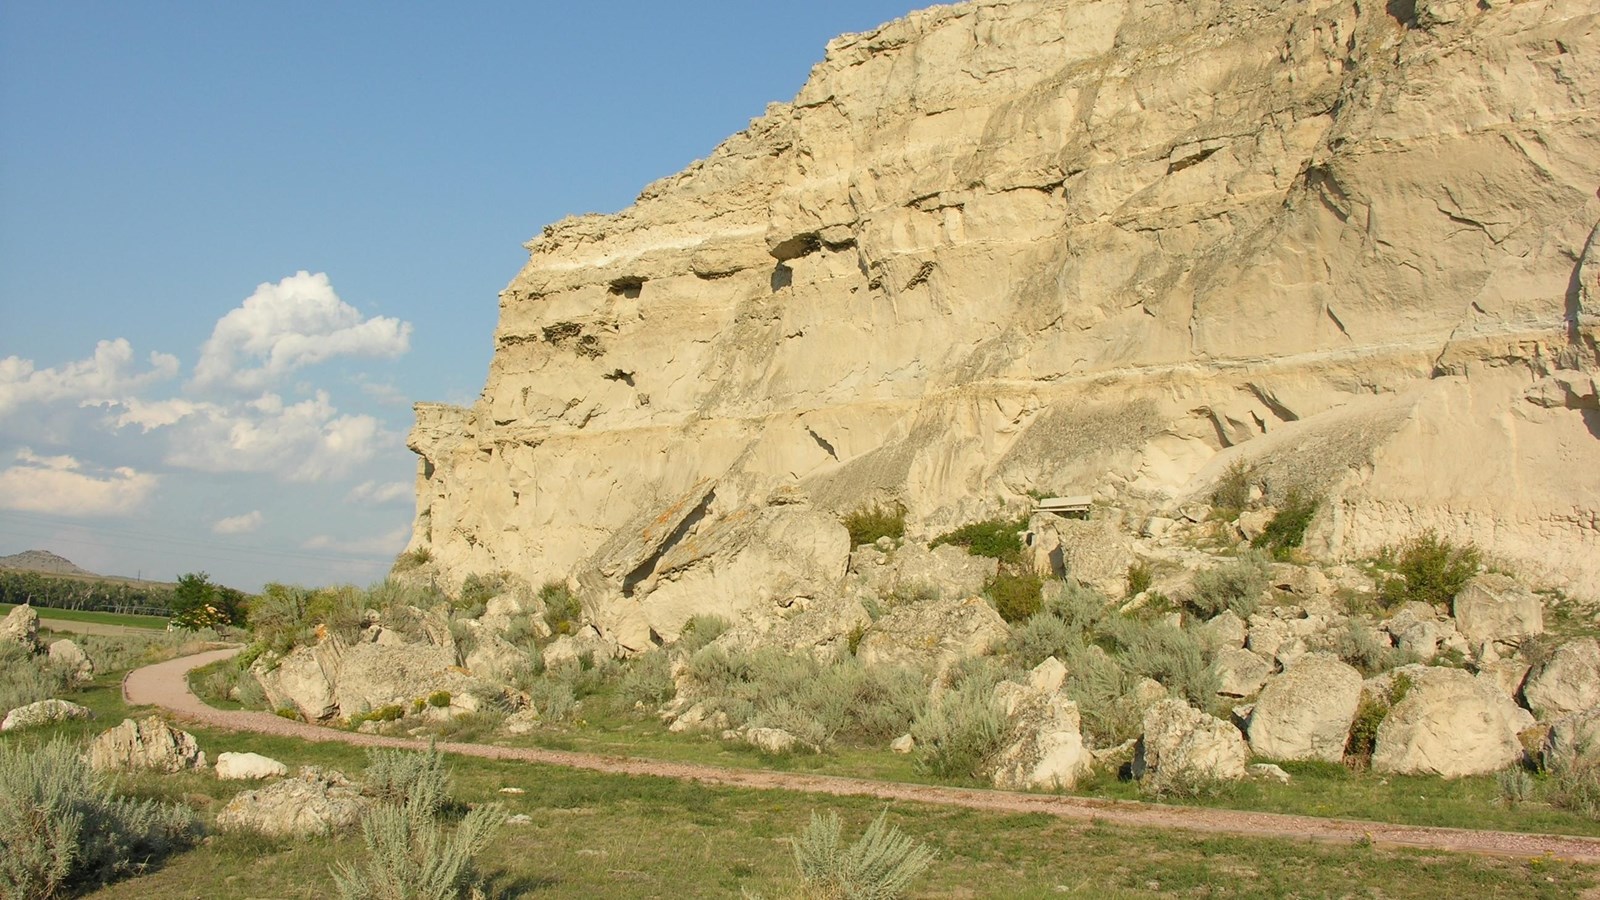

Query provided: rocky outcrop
[405,0,1600,651]
[988,657,1095,791]
[215,751,289,781]
[216,767,368,837]
[1524,639,1600,721]
[1452,574,1544,649]
[855,596,1008,673]
[1372,667,1532,778]
[87,716,207,773]
[1133,700,1249,789]
[848,542,998,604]
[1,698,93,732]
[1247,654,1362,763]
[253,632,484,722]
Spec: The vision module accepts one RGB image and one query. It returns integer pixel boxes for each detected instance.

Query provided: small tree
[170,572,224,629]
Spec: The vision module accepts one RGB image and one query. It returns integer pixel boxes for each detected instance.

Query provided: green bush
[910,670,1006,780]
[674,614,730,655]
[426,691,452,709]
[1252,490,1319,559]
[0,738,199,899]
[931,517,1028,564]
[1497,767,1534,808]
[843,503,907,548]
[1125,561,1154,599]
[1378,531,1482,609]
[539,581,583,636]
[612,649,675,711]
[1345,674,1411,765]
[1097,618,1217,708]
[331,802,507,900]
[525,677,577,722]
[1209,460,1252,518]
[985,571,1043,623]
[1547,754,1600,819]
[0,642,70,717]
[1189,551,1271,619]
[363,745,451,819]
[456,573,505,610]
[790,810,934,900]
[349,705,406,729]
[392,547,432,572]
[1329,621,1413,676]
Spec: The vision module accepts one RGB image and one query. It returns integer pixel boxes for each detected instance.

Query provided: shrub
[525,677,577,722]
[363,745,452,819]
[426,691,452,709]
[0,738,199,899]
[1548,754,1600,819]
[331,802,507,900]
[393,547,433,572]
[612,649,675,711]
[1125,561,1154,599]
[789,810,934,900]
[931,518,1028,564]
[1330,621,1414,676]
[985,571,1043,623]
[674,614,730,655]
[1345,674,1411,765]
[1378,531,1482,609]
[843,502,906,548]
[1098,618,1217,708]
[1251,490,1319,559]
[1497,767,1534,808]
[1188,551,1271,619]
[1139,761,1237,802]
[0,642,70,716]
[1209,460,1252,518]
[539,581,582,635]
[349,705,406,729]
[456,573,505,610]
[910,670,1006,780]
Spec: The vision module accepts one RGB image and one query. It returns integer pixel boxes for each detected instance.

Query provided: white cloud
[104,397,204,432]
[302,526,410,557]
[192,271,412,391]
[212,510,264,534]
[0,339,179,417]
[162,390,391,482]
[0,448,157,516]
[346,480,413,505]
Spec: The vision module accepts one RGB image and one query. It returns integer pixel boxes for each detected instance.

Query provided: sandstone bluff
[406,0,1600,648]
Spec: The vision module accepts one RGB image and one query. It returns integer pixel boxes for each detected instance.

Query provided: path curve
[128,648,1600,864]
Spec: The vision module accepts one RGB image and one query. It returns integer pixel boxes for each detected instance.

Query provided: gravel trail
[127,648,1600,864]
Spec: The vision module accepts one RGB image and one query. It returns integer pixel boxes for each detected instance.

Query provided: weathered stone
[253,640,342,721]
[465,633,528,682]
[989,660,1095,791]
[1248,653,1362,763]
[87,716,206,773]
[215,768,367,837]
[1195,611,1248,655]
[333,641,464,718]
[1524,639,1600,721]
[746,727,802,754]
[47,639,93,683]
[1132,700,1249,789]
[0,604,39,650]
[890,734,915,754]
[1383,602,1449,658]
[849,541,998,604]
[1213,648,1274,699]
[403,0,1600,624]
[541,627,617,671]
[215,751,288,781]
[709,593,871,663]
[1453,573,1544,648]
[856,596,1007,674]
[1,698,93,732]
[1372,668,1530,778]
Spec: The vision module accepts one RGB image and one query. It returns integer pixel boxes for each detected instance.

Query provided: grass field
[0,601,168,630]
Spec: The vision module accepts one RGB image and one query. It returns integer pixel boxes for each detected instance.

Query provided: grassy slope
[0,601,168,630]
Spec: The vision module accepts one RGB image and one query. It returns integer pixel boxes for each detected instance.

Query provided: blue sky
[0,2,921,591]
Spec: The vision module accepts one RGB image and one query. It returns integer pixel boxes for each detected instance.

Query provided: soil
[126,647,1600,864]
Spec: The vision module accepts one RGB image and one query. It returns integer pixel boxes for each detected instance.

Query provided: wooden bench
[1035,495,1092,518]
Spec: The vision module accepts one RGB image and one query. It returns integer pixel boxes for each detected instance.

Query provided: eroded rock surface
[1,698,93,732]
[1248,654,1362,763]
[402,0,1600,653]
[88,716,206,773]
[1372,667,1531,778]
[216,767,367,837]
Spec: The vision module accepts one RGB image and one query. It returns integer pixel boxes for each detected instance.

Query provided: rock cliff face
[409,0,1600,636]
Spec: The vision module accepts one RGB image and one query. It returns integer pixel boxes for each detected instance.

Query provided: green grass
[0,601,168,630]
[5,652,1599,899]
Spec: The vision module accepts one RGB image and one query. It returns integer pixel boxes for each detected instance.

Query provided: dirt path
[128,648,1600,865]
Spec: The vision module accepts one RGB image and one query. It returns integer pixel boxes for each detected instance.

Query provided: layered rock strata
[409,0,1600,642]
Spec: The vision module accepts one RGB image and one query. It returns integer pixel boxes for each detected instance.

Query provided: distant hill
[0,549,95,577]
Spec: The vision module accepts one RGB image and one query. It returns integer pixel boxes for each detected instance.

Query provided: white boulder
[1247,653,1362,763]
[215,751,289,780]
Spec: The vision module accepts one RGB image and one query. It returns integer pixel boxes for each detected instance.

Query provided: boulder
[87,716,207,773]
[1195,611,1248,654]
[47,638,93,683]
[1247,653,1362,763]
[0,604,39,650]
[1547,709,1600,768]
[1383,602,1450,657]
[1453,574,1543,648]
[988,659,1095,791]
[216,767,368,837]
[1372,668,1530,778]
[1523,639,1600,721]
[848,541,998,603]
[1132,700,1249,790]
[745,727,802,754]
[856,596,1008,674]
[890,734,915,754]
[253,640,342,721]
[333,641,464,717]
[1028,517,1131,596]
[215,751,289,781]
[1213,648,1273,699]
[465,633,528,682]
[709,594,871,663]
[1,698,93,732]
